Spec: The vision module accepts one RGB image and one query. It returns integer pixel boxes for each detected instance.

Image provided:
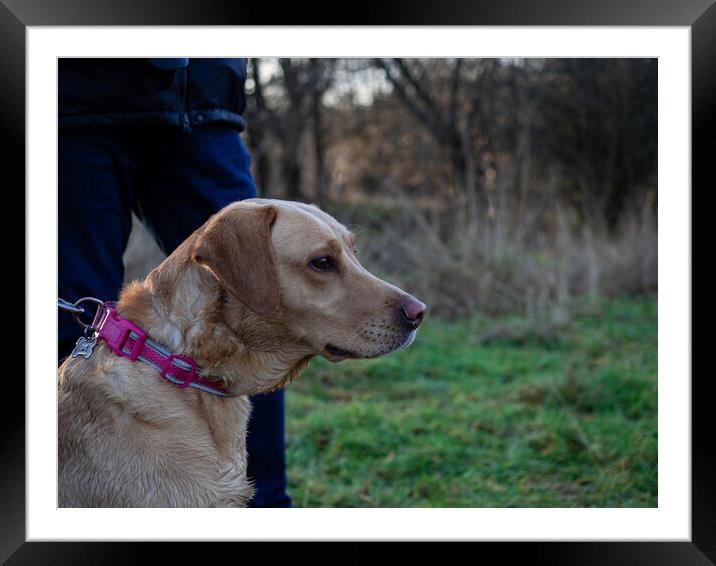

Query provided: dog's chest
[131,401,253,507]
[59,361,255,507]
[103,423,253,507]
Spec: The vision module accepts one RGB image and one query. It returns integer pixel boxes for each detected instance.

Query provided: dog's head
[192,199,426,362]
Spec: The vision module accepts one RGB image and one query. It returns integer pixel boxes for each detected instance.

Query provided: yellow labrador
[58,199,426,507]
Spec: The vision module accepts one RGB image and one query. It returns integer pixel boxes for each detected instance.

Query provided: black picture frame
[4,0,708,563]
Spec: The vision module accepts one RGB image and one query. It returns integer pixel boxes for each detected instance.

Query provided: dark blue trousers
[58,125,291,508]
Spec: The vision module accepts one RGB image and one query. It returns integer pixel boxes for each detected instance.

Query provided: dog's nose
[399,295,427,329]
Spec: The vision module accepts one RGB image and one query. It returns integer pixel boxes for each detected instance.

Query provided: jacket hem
[59,110,246,132]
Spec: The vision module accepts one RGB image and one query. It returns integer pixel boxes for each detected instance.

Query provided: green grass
[284,294,657,507]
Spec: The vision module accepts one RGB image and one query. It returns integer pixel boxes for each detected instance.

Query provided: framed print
[6,0,709,563]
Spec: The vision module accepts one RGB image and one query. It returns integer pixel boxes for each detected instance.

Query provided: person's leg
[244,390,291,507]
[132,125,255,255]
[133,125,292,508]
[58,128,136,363]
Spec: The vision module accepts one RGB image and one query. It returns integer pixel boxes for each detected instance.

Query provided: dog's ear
[193,203,279,316]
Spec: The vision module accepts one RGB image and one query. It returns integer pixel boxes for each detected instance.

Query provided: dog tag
[71,335,97,359]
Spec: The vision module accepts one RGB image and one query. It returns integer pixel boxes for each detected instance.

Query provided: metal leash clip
[57,298,85,314]
[58,297,105,359]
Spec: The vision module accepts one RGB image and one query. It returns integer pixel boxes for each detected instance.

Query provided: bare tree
[245,58,272,197]
[373,58,497,225]
[246,58,336,203]
[308,59,334,207]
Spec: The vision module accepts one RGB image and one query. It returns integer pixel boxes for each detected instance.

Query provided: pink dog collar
[92,302,232,397]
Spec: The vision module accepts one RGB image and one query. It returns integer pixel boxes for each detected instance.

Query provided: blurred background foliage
[242,57,657,319]
[124,58,657,507]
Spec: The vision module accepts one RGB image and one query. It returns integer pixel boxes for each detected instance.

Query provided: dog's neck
[117,257,314,396]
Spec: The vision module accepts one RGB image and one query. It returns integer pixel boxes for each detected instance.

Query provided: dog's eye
[309,256,335,272]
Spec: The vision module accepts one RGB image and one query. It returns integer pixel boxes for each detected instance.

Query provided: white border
[27,27,690,541]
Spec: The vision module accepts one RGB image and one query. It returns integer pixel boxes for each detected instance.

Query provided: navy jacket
[59,58,248,132]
